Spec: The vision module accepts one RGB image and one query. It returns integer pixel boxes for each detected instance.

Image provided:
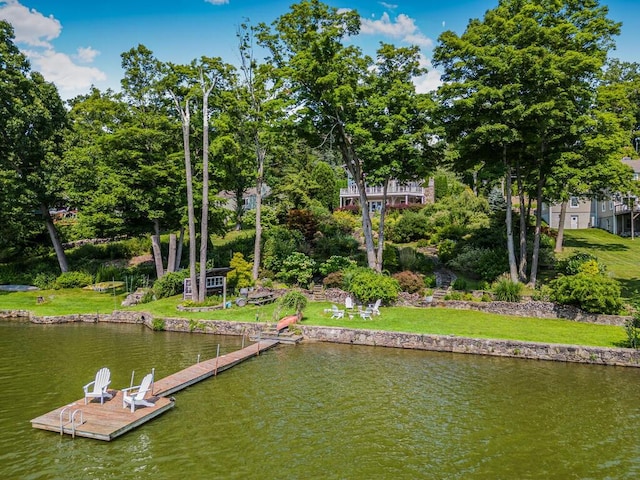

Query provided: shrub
[437,239,456,264]
[322,271,344,288]
[388,211,429,243]
[492,276,523,302]
[331,210,360,233]
[550,272,622,314]
[624,316,640,349]
[319,256,355,276]
[392,271,424,294]
[279,290,308,316]
[54,271,94,289]
[95,265,126,283]
[276,252,316,286]
[313,232,360,260]
[424,274,437,288]
[153,270,189,299]
[227,252,254,291]
[398,247,417,271]
[152,318,165,331]
[382,246,399,273]
[33,272,57,290]
[347,268,400,305]
[557,252,603,276]
[262,226,303,273]
[287,209,318,242]
[452,278,468,291]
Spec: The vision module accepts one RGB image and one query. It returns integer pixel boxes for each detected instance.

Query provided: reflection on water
[0,321,639,479]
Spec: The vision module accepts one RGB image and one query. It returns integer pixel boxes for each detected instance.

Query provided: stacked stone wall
[4,309,639,367]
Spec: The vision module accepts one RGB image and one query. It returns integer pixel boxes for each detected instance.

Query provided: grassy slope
[561,229,640,298]
[0,290,622,348]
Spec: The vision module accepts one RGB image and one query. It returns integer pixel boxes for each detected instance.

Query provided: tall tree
[0,21,69,271]
[356,43,441,270]
[434,0,620,284]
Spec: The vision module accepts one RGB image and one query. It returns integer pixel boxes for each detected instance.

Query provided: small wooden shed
[183,267,234,306]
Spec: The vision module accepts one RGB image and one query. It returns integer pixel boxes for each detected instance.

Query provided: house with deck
[339,178,435,213]
[542,157,640,236]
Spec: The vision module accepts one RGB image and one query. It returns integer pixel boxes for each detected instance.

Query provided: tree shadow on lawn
[617,278,640,300]
[563,237,629,252]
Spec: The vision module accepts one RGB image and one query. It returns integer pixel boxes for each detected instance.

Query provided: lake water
[0,320,639,479]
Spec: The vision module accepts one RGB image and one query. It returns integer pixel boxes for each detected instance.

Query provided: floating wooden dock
[31,340,279,441]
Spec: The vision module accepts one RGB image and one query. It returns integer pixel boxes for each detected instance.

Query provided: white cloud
[379,2,398,10]
[0,1,107,98]
[26,48,106,94]
[75,46,99,63]
[0,0,61,47]
[361,12,433,48]
[204,0,229,5]
[412,53,441,93]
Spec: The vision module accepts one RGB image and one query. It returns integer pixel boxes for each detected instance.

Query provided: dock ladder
[59,405,85,438]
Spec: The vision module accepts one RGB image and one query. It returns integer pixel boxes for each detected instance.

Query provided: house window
[570,196,579,208]
[609,201,614,210]
[601,201,606,212]
[369,201,382,213]
[206,276,224,288]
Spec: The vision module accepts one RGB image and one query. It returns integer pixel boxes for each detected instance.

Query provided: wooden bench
[248,293,276,306]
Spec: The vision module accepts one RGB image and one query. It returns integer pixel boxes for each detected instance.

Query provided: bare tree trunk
[529,177,545,286]
[252,147,266,281]
[170,95,198,302]
[176,227,184,271]
[514,155,527,281]
[503,150,518,282]
[337,123,376,269]
[234,188,244,231]
[554,199,568,253]
[151,234,164,279]
[198,79,215,303]
[40,203,68,273]
[167,233,177,273]
[375,177,390,272]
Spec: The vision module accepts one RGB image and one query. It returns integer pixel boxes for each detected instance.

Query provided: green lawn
[0,289,624,348]
[561,229,640,297]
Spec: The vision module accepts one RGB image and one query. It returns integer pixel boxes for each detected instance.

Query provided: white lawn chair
[83,367,112,405]
[345,296,354,310]
[359,307,373,320]
[331,304,345,319]
[122,372,155,413]
[369,299,382,316]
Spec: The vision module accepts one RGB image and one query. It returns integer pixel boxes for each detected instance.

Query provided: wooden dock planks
[31,340,279,441]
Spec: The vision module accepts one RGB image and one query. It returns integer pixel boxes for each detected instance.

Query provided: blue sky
[1,0,638,100]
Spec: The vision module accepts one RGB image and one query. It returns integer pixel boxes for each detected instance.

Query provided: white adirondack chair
[345,296,354,310]
[331,304,345,319]
[83,367,112,405]
[369,299,382,316]
[359,307,373,320]
[122,373,155,413]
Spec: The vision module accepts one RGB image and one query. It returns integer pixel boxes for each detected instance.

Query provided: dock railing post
[214,344,220,376]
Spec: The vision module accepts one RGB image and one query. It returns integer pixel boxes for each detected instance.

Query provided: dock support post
[214,344,220,376]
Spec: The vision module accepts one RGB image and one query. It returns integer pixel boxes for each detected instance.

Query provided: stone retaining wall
[441,300,630,326]
[298,325,640,367]
[4,309,639,368]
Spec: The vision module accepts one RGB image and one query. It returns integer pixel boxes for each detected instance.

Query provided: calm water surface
[0,320,638,479]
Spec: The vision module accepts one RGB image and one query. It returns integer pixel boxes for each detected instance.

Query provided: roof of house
[622,157,640,173]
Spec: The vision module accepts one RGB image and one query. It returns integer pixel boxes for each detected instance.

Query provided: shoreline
[3,308,639,368]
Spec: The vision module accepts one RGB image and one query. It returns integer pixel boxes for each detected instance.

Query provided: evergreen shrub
[550,272,622,314]
[153,270,189,299]
[54,271,94,289]
[347,268,400,305]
